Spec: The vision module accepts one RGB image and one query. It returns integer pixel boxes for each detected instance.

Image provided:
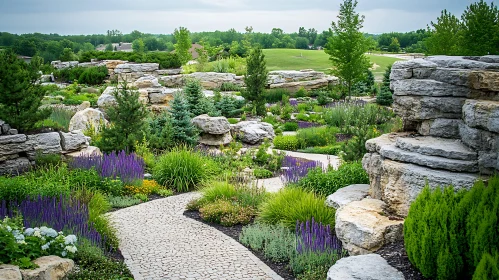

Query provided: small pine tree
[169,92,198,146]
[98,82,148,152]
[472,253,499,280]
[0,50,51,132]
[377,65,393,106]
[184,79,206,117]
[243,47,268,116]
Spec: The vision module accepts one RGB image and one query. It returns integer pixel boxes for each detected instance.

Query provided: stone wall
[363,56,499,217]
[0,120,90,175]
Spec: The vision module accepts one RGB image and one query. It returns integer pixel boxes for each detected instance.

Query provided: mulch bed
[376,241,427,280]
[183,210,296,280]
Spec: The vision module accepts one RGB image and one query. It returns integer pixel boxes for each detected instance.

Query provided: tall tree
[132,38,145,53]
[174,27,192,65]
[169,92,198,146]
[243,47,268,116]
[388,37,401,53]
[0,50,50,132]
[425,9,462,55]
[325,0,371,98]
[184,79,206,117]
[461,0,499,55]
[98,82,148,152]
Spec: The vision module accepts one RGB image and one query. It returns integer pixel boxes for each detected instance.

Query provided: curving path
[108,192,283,280]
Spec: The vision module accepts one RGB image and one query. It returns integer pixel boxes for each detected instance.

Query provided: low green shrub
[258,188,335,229]
[290,251,342,276]
[219,82,242,92]
[297,145,342,155]
[473,253,499,280]
[295,112,310,121]
[297,161,368,195]
[297,265,330,280]
[270,104,282,115]
[254,169,273,179]
[196,182,268,209]
[78,66,108,85]
[155,188,174,197]
[227,118,239,124]
[273,135,300,151]
[264,89,290,103]
[239,223,296,262]
[282,122,299,131]
[153,147,216,192]
[296,126,338,149]
[294,87,307,98]
[108,196,141,208]
[199,200,255,226]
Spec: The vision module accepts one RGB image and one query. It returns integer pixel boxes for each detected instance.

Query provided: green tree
[387,37,401,52]
[472,253,499,280]
[59,48,76,62]
[461,0,499,55]
[81,42,95,52]
[169,92,198,146]
[295,37,309,49]
[98,82,148,152]
[425,10,462,55]
[184,79,206,117]
[174,27,192,64]
[243,47,268,116]
[132,38,145,53]
[0,50,51,132]
[105,43,113,51]
[376,64,393,106]
[325,0,372,98]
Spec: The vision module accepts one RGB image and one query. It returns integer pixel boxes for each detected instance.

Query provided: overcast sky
[0,0,488,35]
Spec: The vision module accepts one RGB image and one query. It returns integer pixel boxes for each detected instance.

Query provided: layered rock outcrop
[231,121,275,145]
[192,115,233,146]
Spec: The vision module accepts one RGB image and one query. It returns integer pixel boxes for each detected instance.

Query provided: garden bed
[376,241,426,280]
[183,210,295,280]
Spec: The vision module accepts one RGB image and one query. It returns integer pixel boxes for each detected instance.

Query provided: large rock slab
[97,86,117,108]
[393,95,466,121]
[187,72,237,89]
[391,79,470,97]
[396,136,477,160]
[335,199,404,255]
[427,56,499,70]
[0,158,31,175]
[134,75,161,88]
[114,63,159,74]
[198,132,233,146]
[59,131,88,152]
[65,146,102,159]
[269,78,332,93]
[159,75,184,87]
[327,254,404,280]
[463,99,499,133]
[148,88,179,104]
[469,70,499,92]
[325,184,370,209]
[268,70,326,83]
[26,132,62,157]
[20,256,74,280]
[231,121,275,145]
[459,123,499,151]
[362,153,480,216]
[192,115,231,135]
[417,118,463,139]
[429,68,471,87]
[68,108,108,133]
[0,264,22,280]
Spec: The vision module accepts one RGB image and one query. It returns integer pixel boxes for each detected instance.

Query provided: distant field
[262,49,401,80]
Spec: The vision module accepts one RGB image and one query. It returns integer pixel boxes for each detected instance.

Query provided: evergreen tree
[174,27,192,65]
[472,253,499,280]
[105,43,113,51]
[169,92,198,146]
[376,65,393,106]
[325,0,371,98]
[425,10,462,55]
[183,79,206,117]
[132,38,145,53]
[243,47,268,116]
[387,37,401,53]
[461,0,499,55]
[98,82,148,152]
[60,48,76,62]
[0,50,51,132]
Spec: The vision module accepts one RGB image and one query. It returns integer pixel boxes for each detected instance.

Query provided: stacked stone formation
[192,115,233,146]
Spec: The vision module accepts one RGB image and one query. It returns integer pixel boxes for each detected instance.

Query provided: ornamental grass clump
[70,150,144,185]
[281,156,323,185]
[239,223,296,262]
[153,147,216,192]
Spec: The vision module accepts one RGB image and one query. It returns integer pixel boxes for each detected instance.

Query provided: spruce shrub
[472,253,499,280]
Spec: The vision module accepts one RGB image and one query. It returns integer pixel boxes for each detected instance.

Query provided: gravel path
[108,192,283,280]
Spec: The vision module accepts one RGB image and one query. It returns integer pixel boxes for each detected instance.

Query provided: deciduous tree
[461,0,499,55]
[425,10,462,55]
[174,27,192,65]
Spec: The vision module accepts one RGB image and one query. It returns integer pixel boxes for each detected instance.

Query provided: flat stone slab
[463,99,499,133]
[380,144,478,172]
[108,193,283,280]
[391,79,470,97]
[327,254,404,280]
[335,199,404,256]
[326,184,369,209]
[396,136,477,160]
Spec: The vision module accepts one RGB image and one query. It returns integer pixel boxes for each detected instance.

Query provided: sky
[0,0,488,35]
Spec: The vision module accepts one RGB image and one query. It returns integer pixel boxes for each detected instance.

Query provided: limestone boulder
[0,158,31,175]
[65,146,102,159]
[268,70,326,82]
[393,95,466,121]
[114,63,159,74]
[429,68,471,87]
[97,87,117,108]
[159,75,184,87]
[396,136,477,160]
[187,72,237,89]
[231,121,275,145]
[192,115,231,135]
[26,132,62,157]
[103,60,127,70]
[459,123,499,151]
[156,68,182,76]
[463,100,499,133]
[149,88,180,104]
[198,132,233,146]
[20,256,74,280]
[269,78,332,93]
[0,264,22,280]
[60,131,88,152]
[335,198,404,255]
[427,56,499,70]
[134,75,161,88]
[68,108,108,133]
[417,118,463,139]
[327,254,404,280]
[391,79,470,97]
[325,184,370,210]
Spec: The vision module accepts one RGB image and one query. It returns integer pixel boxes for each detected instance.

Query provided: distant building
[96,42,133,52]
[189,43,204,59]
[17,55,32,63]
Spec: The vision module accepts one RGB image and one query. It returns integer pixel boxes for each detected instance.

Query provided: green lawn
[262,49,401,80]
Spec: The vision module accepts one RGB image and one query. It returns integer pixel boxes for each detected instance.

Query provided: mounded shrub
[273,135,300,151]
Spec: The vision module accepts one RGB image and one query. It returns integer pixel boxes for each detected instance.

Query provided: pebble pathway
[108,192,284,280]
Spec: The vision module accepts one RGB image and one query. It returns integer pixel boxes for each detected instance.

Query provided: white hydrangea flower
[61,251,67,257]
[41,243,50,250]
[64,235,77,245]
[64,245,77,254]
[17,240,27,245]
[40,227,58,238]
[24,228,35,236]
[6,226,12,232]
[33,230,42,238]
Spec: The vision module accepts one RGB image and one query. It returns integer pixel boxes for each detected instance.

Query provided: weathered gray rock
[365,133,410,153]
[459,123,499,151]
[389,68,413,81]
[192,115,231,135]
[26,132,62,157]
[0,134,27,145]
[198,132,233,146]
[325,184,370,209]
[418,118,462,139]
[114,63,159,74]
[391,58,438,70]
[20,256,74,280]
[335,199,404,255]
[362,153,480,216]
[269,78,334,93]
[60,131,88,152]
[134,75,161,88]
[391,79,470,97]
[148,88,179,104]
[478,151,498,174]
[0,158,31,175]
[396,136,477,160]
[0,264,22,280]
[68,108,108,133]
[187,72,237,89]
[97,87,117,108]
[268,70,326,82]
[156,68,182,76]
[327,254,405,280]
[65,146,102,159]
[429,68,471,87]
[231,121,275,145]
[2,123,11,134]
[159,75,184,87]
[463,100,499,133]
[427,56,499,70]
[393,95,466,121]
